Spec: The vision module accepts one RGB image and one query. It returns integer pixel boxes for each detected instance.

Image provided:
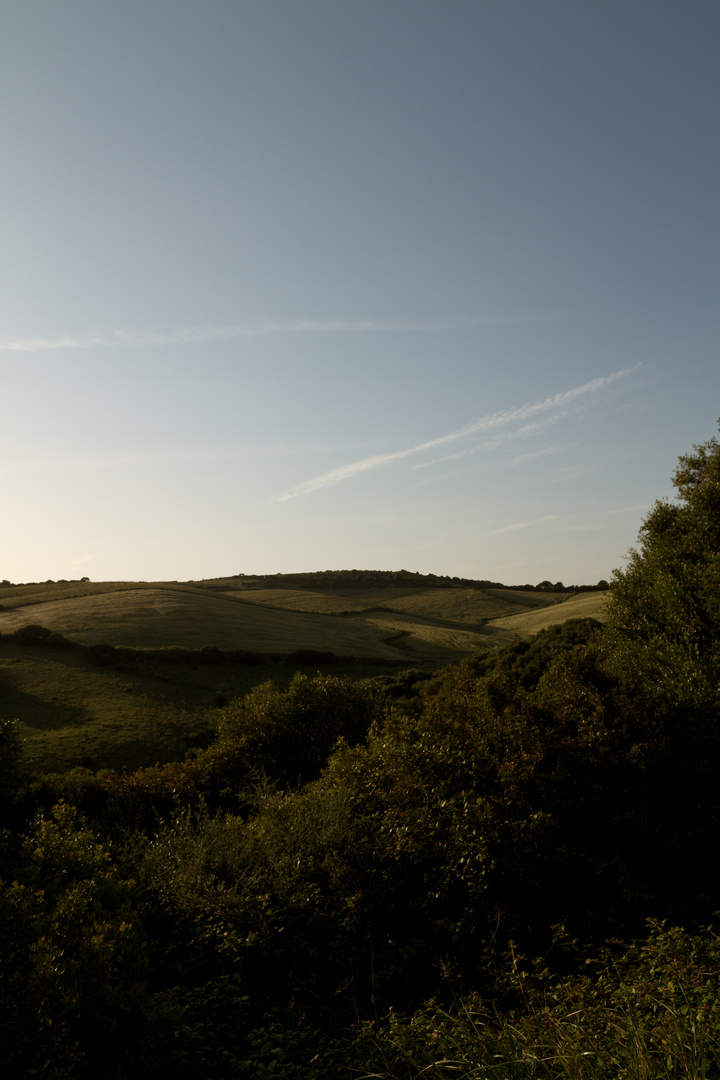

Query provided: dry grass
[487,591,609,635]
[226,584,566,622]
[0,588,398,656]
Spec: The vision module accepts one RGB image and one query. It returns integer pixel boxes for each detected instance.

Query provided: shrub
[200,644,223,665]
[605,424,720,714]
[0,803,153,1079]
[285,649,338,665]
[11,624,53,645]
[217,673,385,785]
[85,642,120,667]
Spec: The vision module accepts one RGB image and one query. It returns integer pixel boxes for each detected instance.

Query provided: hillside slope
[0,574,607,660]
[0,574,609,773]
[487,590,609,635]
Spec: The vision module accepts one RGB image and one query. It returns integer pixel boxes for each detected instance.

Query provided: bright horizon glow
[1,1,718,585]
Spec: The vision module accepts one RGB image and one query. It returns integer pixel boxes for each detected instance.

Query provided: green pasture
[0,639,403,774]
[0,641,214,773]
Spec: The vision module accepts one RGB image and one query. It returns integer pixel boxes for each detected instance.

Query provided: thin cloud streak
[492,514,560,535]
[0,312,593,353]
[602,502,651,516]
[273,367,636,502]
[413,416,567,471]
[496,502,649,536]
[412,437,505,470]
[507,444,568,466]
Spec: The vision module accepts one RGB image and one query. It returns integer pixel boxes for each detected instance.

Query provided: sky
[1,0,718,585]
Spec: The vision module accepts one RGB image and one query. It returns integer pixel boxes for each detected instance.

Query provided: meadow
[0,573,606,773]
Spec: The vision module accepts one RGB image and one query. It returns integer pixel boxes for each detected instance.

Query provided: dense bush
[216,671,385,785]
[0,803,155,1079]
[85,642,120,666]
[463,617,603,690]
[605,429,720,714]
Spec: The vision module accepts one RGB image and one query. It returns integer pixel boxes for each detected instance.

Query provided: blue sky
[1,0,718,584]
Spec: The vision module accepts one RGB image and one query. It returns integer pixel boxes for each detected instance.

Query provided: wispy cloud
[413,415,568,472]
[497,502,649,537]
[273,367,636,502]
[564,503,652,532]
[412,435,510,470]
[602,502,651,516]
[492,514,560,535]
[0,312,592,353]
[507,444,568,466]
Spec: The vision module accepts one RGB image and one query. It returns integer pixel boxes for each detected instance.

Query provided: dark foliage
[464,617,603,690]
[11,624,71,649]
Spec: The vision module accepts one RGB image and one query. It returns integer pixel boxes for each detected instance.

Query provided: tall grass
[362,923,720,1080]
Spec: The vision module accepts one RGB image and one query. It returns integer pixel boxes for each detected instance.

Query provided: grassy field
[0,575,608,773]
[237,583,569,618]
[0,640,214,773]
[0,640,387,774]
[486,589,608,634]
[0,579,590,661]
[0,587,403,656]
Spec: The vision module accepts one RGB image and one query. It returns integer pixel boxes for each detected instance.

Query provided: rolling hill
[0,573,607,657]
[0,572,608,773]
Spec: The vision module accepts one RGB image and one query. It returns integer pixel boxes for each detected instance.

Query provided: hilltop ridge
[1,567,609,593]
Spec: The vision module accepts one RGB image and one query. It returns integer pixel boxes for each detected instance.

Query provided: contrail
[272,367,635,502]
[0,312,591,352]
